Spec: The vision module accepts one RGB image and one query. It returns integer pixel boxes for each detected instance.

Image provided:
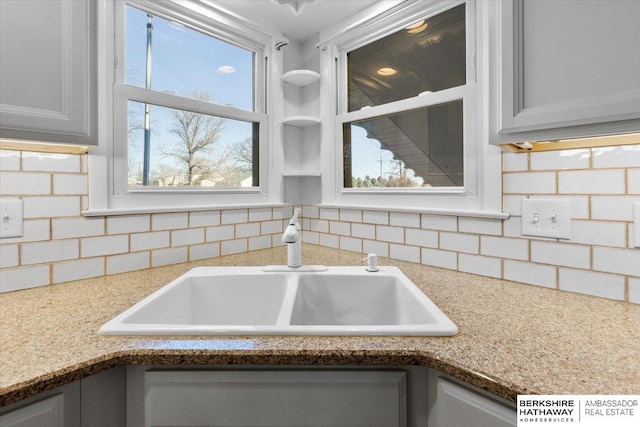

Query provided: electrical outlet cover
[0,199,24,239]
[521,198,571,240]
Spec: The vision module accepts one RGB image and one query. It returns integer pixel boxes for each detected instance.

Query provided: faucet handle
[362,253,379,272]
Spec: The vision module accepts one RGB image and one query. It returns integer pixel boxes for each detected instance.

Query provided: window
[89,0,280,213]
[318,0,502,215]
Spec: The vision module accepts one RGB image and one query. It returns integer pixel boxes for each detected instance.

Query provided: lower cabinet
[0,382,80,427]
[428,370,516,427]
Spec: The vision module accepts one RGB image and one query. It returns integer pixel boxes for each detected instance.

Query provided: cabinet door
[0,0,97,145]
[497,0,640,142]
[429,375,516,427]
[143,370,406,427]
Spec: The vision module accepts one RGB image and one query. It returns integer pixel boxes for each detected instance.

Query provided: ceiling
[211,0,381,41]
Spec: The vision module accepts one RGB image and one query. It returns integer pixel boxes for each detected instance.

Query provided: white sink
[100,266,458,336]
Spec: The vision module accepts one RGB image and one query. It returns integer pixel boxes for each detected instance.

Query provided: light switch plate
[634,203,640,248]
[0,199,24,239]
[521,198,571,239]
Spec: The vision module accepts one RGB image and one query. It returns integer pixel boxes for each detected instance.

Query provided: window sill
[82,203,290,217]
[315,203,510,220]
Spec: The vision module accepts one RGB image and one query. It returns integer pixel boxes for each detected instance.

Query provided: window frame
[318,0,505,217]
[87,0,284,214]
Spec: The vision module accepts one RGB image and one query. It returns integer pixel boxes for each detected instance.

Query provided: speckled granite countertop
[1,245,639,406]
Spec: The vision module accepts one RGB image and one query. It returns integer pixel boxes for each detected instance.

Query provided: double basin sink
[100,266,458,336]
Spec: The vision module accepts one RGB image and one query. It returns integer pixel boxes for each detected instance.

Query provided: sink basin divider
[275,275,299,326]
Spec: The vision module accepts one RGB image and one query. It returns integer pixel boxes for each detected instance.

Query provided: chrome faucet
[282,208,302,268]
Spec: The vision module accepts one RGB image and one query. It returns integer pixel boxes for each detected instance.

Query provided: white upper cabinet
[0,0,97,146]
[495,0,640,144]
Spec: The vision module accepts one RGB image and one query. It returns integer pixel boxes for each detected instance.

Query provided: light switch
[521,198,571,239]
[0,199,24,239]
[634,203,640,249]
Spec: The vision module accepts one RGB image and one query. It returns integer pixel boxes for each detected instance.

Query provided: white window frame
[87,0,285,215]
[318,0,505,218]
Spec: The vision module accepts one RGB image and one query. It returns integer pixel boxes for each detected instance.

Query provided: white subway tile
[481,236,528,260]
[302,231,319,244]
[504,260,556,288]
[629,278,640,304]
[220,209,248,224]
[458,254,502,278]
[421,214,457,231]
[0,244,19,268]
[249,235,271,251]
[22,152,80,172]
[390,244,420,263]
[221,239,247,255]
[559,268,625,300]
[249,208,272,222]
[189,210,220,227]
[273,206,293,220]
[152,247,188,267]
[329,221,351,236]
[593,247,640,276]
[376,225,404,243]
[152,212,188,230]
[0,219,50,244]
[23,196,80,218]
[271,234,286,247]
[302,205,319,219]
[319,208,339,220]
[53,257,104,283]
[571,220,626,247]
[440,232,479,254]
[0,265,50,292]
[340,209,362,223]
[130,231,169,251]
[81,235,128,257]
[530,149,590,171]
[340,236,362,253]
[172,228,205,246]
[531,241,590,269]
[503,172,556,194]
[390,212,420,228]
[107,214,150,234]
[261,220,284,235]
[628,169,640,194]
[459,217,503,236]
[592,144,640,168]
[503,195,524,216]
[363,210,388,225]
[0,150,20,171]
[502,151,528,172]
[405,229,438,248]
[363,240,389,257]
[559,169,625,194]
[319,233,339,248]
[189,243,220,261]
[0,172,50,195]
[310,219,329,233]
[302,218,310,230]
[107,252,149,275]
[81,196,89,210]
[206,225,235,242]
[530,195,590,219]
[53,217,105,239]
[503,217,523,238]
[53,174,87,195]
[236,222,260,238]
[351,223,375,239]
[421,248,457,270]
[81,154,88,173]
[591,196,639,221]
[22,239,79,264]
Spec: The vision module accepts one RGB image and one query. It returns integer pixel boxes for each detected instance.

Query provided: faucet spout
[282,208,302,268]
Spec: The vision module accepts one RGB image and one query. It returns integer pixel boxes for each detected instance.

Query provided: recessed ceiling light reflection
[376,67,397,76]
[406,20,428,34]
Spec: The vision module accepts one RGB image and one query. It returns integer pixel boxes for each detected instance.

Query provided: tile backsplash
[1,145,639,304]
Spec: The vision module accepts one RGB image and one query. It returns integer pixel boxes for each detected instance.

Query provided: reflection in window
[347,4,465,112]
[343,101,463,188]
[128,101,259,188]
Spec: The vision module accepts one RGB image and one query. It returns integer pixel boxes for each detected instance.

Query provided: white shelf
[282,116,321,127]
[282,69,320,87]
[283,171,321,177]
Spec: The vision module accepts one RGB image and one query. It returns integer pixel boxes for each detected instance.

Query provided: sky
[125,4,410,185]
